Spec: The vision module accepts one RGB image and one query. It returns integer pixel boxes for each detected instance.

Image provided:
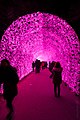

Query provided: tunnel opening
[0,12,80,95]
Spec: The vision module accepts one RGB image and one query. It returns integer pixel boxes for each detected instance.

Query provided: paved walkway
[0,68,80,120]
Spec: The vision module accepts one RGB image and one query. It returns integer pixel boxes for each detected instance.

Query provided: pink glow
[0,12,80,94]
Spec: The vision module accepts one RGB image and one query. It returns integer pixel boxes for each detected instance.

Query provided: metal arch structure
[0,12,80,94]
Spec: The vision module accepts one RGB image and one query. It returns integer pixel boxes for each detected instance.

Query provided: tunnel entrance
[0,12,80,94]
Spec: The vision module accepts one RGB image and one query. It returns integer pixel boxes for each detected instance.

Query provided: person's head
[55,62,61,68]
[1,59,10,67]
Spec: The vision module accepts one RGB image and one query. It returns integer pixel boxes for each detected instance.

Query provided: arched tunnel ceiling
[0,12,80,94]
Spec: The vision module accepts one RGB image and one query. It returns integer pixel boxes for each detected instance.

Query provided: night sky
[0,0,80,40]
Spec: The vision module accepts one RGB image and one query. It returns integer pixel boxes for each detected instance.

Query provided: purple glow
[0,12,80,94]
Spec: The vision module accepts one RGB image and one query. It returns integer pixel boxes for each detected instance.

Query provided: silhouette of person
[0,59,19,114]
[52,62,63,97]
[35,59,41,73]
[45,62,48,68]
[32,61,35,71]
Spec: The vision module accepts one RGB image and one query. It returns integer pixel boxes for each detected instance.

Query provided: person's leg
[6,97,14,112]
[38,67,40,73]
[36,67,38,73]
[54,84,57,97]
[5,96,15,119]
[58,84,60,97]
[33,67,34,72]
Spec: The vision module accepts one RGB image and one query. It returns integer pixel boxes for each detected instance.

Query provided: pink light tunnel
[0,12,80,94]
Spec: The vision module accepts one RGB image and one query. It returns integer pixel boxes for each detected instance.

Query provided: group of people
[32,59,48,73]
[0,58,63,119]
[0,59,19,117]
[32,60,63,97]
[32,59,63,97]
[32,59,41,73]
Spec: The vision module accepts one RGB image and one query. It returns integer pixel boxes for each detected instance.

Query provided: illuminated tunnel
[0,12,80,94]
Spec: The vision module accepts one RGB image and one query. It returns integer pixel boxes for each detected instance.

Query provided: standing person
[0,59,19,114]
[35,59,41,73]
[32,61,35,71]
[52,62,63,97]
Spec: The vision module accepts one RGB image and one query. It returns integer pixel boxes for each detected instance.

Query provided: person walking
[0,59,19,114]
